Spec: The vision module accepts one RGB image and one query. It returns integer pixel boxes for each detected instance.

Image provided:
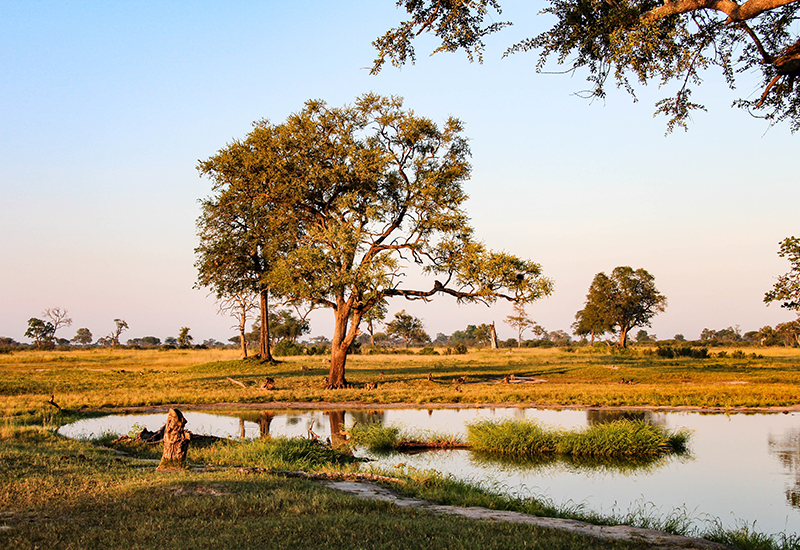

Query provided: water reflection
[470,448,683,476]
[768,427,800,508]
[235,411,275,439]
[58,407,800,536]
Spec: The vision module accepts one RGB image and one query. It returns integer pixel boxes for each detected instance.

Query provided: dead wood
[226,377,247,388]
[157,408,190,471]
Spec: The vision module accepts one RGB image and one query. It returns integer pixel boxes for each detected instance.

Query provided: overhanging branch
[643,0,798,22]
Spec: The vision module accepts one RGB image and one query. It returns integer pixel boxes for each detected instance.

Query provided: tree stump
[157,408,190,471]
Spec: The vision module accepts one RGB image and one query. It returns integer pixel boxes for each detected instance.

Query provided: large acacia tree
[575,266,666,347]
[198,94,554,388]
[372,0,800,131]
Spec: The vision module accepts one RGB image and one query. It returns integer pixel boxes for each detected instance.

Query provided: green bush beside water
[467,419,689,458]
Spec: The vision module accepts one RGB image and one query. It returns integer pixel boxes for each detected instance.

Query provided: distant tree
[573,274,616,345]
[110,319,128,346]
[25,318,55,349]
[217,290,259,359]
[700,326,742,344]
[776,320,800,346]
[270,309,311,345]
[530,322,548,341]
[177,327,193,348]
[42,307,72,341]
[386,310,430,347]
[451,326,476,346]
[361,299,388,346]
[433,332,450,346]
[636,330,654,343]
[472,323,496,347]
[505,303,536,348]
[755,325,780,345]
[71,328,93,346]
[0,337,21,349]
[548,330,572,344]
[674,334,686,342]
[766,236,800,312]
[141,336,161,347]
[164,336,178,347]
[576,267,667,348]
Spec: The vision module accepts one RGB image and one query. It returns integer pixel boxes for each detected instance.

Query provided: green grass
[5,346,800,419]
[349,423,463,452]
[4,347,800,549]
[0,422,648,550]
[466,418,690,458]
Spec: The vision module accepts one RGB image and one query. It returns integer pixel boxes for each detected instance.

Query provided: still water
[60,407,800,537]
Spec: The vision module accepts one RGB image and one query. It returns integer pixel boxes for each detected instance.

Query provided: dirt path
[325,481,734,550]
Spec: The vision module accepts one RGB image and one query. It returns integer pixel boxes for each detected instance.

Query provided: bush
[418,346,439,355]
[657,345,708,359]
[731,350,746,359]
[273,340,305,356]
[453,343,468,355]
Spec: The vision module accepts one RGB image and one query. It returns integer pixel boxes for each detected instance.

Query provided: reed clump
[350,423,464,452]
[467,418,689,459]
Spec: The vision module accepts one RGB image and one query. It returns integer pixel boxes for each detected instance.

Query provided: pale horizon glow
[1,1,797,345]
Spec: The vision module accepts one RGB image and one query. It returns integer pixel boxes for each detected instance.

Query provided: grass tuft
[467,418,690,459]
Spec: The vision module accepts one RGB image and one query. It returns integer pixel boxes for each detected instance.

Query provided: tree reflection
[768,427,800,508]
[235,411,275,439]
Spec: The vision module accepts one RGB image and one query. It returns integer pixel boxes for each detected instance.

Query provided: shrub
[453,343,468,355]
[656,346,675,358]
[418,346,439,355]
[273,340,305,356]
[731,350,746,359]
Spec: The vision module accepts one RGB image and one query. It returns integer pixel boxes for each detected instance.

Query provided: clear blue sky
[2,1,797,344]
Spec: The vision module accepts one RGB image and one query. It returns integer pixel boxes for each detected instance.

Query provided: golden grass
[2,346,800,418]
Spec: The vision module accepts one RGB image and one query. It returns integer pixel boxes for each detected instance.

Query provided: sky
[2,1,798,345]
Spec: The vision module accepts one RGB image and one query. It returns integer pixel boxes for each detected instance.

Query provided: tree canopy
[197,94,554,387]
[373,0,800,132]
[386,310,430,347]
[25,318,55,349]
[765,236,800,312]
[575,266,667,347]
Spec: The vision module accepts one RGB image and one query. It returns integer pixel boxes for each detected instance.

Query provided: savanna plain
[3,346,800,549]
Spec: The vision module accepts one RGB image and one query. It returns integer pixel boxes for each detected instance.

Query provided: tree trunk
[157,408,190,471]
[239,326,248,359]
[618,327,629,348]
[490,322,498,350]
[327,305,359,388]
[259,289,273,361]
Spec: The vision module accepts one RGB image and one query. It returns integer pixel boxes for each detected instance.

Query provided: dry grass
[3,346,800,419]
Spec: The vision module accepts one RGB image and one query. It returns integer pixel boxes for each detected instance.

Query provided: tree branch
[643,0,798,22]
